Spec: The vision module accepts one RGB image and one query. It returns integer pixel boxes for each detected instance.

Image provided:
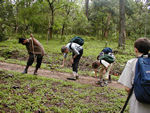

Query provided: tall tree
[46,0,66,39]
[47,0,55,39]
[85,0,89,19]
[118,0,126,48]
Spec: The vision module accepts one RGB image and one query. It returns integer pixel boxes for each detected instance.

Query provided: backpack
[70,36,84,46]
[99,54,115,64]
[120,55,150,113]
[97,47,115,64]
[134,56,150,104]
[102,47,113,54]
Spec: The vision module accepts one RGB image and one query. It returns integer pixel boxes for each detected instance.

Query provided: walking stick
[31,34,36,62]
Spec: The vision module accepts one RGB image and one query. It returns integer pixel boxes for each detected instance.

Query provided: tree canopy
[0,0,149,44]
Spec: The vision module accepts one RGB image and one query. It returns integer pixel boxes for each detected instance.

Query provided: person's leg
[73,49,83,79]
[34,54,43,75]
[69,49,83,80]
[22,54,34,74]
[97,66,106,87]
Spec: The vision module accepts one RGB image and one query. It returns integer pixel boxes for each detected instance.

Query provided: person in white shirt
[118,38,150,113]
[61,42,83,80]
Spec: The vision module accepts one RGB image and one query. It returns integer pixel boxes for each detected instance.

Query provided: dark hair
[134,38,150,54]
[61,46,67,53]
[18,38,26,44]
[92,61,100,69]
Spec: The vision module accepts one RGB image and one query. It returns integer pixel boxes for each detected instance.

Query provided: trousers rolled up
[72,49,83,73]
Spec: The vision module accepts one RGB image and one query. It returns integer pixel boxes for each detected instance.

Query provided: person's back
[118,38,150,113]
[61,39,83,80]
[26,38,45,56]
[92,47,115,86]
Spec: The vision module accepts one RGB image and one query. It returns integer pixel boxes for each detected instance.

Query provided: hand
[70,58,74,64]
[60,64,64,68]
[30,34,33,37]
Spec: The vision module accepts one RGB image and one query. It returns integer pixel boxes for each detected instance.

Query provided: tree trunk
[61,24,65,36]
[101,17,105,39]
[118,0,126,49]
[47,0,55,39]
[85,0,89,19]
[104,13,111,38]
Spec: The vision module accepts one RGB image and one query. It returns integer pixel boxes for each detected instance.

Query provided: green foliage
[0,35,136,79]
[0,70,127,112]
[0,0,149,40]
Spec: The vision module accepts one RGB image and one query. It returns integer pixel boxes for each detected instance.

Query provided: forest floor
[0,61,123,89]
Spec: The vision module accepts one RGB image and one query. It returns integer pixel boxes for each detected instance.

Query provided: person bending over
[18,34,45,75]
[61,42,83,80]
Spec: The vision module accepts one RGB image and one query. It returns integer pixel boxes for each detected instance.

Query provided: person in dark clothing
[61,42,83,80]
[18,34,45,75]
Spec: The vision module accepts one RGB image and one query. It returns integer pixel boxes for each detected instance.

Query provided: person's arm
[70,54,78,64]
[61,53,67,67]
[61,57,66,67]
[125,86,131,94]
[30,34,39,46]
[94,68,98,78]
[73,54,78,59]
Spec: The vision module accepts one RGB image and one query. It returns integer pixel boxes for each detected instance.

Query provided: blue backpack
[102,47,113,54]
[97,47,115,64]
[134,56,150,104]
[70,36,84,46]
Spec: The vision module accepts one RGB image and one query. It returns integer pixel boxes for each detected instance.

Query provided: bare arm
[61,58,66,67]
[125,86,131,94]
[94,69,98,78]
[30,34,39,46]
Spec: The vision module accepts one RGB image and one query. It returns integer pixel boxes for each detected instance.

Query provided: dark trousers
[72,49,83,73]
[27,53,43,70]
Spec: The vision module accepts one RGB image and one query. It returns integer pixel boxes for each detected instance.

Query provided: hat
[18,38,26,43]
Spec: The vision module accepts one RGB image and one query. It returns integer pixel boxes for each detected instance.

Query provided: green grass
[0,34,136,79]
[0,69,129,113]
[0,35,133,112]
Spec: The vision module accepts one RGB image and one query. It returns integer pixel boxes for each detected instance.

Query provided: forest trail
[0,61,124,89]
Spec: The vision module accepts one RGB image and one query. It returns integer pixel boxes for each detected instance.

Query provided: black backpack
[70,36,84,46]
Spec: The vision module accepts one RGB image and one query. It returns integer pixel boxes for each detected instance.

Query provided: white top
[64,43,83,58]
[118,58,150,113]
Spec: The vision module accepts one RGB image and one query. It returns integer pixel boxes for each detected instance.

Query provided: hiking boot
[22,70,27,74]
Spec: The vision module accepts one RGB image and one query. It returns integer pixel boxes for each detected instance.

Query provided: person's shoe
[33,70,38,75]
[108,80,112,83]
[22,70,27,74]
[104,80,108,86]
[99,81,105,87]
[96,80,105,87]
[96,81,101,85]
[76,76,79,80]
[67,76,77,80]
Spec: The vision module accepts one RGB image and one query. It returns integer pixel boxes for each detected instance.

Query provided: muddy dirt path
[0,61,124,89]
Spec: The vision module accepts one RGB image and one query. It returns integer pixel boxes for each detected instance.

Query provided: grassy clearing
[0,70,128,113]
[0,35,136,79]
